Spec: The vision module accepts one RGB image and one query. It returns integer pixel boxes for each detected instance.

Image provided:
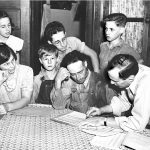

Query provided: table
[0,104,147,150]
[0,104,108,150]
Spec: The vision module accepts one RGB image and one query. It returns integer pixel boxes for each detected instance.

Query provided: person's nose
[60,40,65,47]
[6,26,11,31]
[105,29,110,35]
[111,80,115,85]
[48,59,52,64]
[76,73,82,80]
[9,62,15,69]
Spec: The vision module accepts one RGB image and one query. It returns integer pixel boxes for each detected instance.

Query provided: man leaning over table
[83,54,150,132]
[50,50,107,113]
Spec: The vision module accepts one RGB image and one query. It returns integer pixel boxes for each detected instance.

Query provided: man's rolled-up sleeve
[110,93,131,116]
[115,76,150,131]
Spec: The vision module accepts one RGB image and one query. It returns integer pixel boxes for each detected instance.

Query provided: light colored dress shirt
[6,35,24,52]
[110,64,150,131]
[0,64,33,103]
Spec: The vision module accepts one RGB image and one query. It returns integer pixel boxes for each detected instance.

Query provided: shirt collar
[105,39,125,49]
[83,69,91,88]
[128,64,145,94]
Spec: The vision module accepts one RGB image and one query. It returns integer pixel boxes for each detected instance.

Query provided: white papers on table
[51,111,86,126]
[90,132,126,150]
[122,131,150,150]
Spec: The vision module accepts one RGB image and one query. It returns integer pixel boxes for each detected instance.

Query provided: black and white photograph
[0,0,150,149]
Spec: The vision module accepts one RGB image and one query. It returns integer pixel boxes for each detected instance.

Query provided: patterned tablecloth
[0,104,144,150]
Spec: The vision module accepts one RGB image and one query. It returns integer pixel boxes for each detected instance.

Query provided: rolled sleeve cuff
[51,89,67,109]
[115,116,133,132]
[110,96,122,116]
[80,42,85,52]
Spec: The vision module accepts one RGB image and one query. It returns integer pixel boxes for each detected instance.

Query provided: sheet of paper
[78,117,124,136]
[90,132,126,150]
[122,131,150,150]
[80,126,124,136]
[51,111,86,126]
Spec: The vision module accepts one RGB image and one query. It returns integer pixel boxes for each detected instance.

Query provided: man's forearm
[51,88,68,109]
[100,105,113,114]
[91,52,100,73]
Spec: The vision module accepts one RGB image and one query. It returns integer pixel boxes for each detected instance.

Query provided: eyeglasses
[70,68,85,78]
[53,37,66,46]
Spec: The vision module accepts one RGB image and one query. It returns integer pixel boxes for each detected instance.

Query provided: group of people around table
[0,10,150,132]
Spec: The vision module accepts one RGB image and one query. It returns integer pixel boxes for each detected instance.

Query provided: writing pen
[124,145,135,150]
[86,114,93,119]
[85,116,90,119]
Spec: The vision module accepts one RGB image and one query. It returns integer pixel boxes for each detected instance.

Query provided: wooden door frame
[85,0,109,54]
[20,0,30,66]
[142,1,150,66]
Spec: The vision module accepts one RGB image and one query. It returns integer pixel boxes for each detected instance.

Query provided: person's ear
[127,75,135,84]
[48,40,52,44]
[56,57,59,63]
[83,61,88,67]
[39,58,42,64]
[120,27,125,34]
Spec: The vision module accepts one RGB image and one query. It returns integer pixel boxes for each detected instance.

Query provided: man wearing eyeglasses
[44,21,100,73]
[50,50,107,113]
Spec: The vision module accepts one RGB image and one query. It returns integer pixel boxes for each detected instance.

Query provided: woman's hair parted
[0,43,17,65]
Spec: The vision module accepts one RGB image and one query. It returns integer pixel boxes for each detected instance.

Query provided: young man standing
[99,13,143,103]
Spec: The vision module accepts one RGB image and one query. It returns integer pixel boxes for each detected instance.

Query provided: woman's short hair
[0,10,14,29]
[0,43,17,65]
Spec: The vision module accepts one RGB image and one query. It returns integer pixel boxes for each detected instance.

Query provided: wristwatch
[104,118,107,126]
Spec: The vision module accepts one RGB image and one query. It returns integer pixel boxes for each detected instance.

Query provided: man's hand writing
[86,107,101,118]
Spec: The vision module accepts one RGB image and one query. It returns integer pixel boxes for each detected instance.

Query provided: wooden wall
[0,0,30,66]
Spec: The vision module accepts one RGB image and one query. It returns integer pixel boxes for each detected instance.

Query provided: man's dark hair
[103,13,127,27]
[44,21,65,42]
[0,43,17,65]
[107,54,139,80]
[60,50,87,68]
